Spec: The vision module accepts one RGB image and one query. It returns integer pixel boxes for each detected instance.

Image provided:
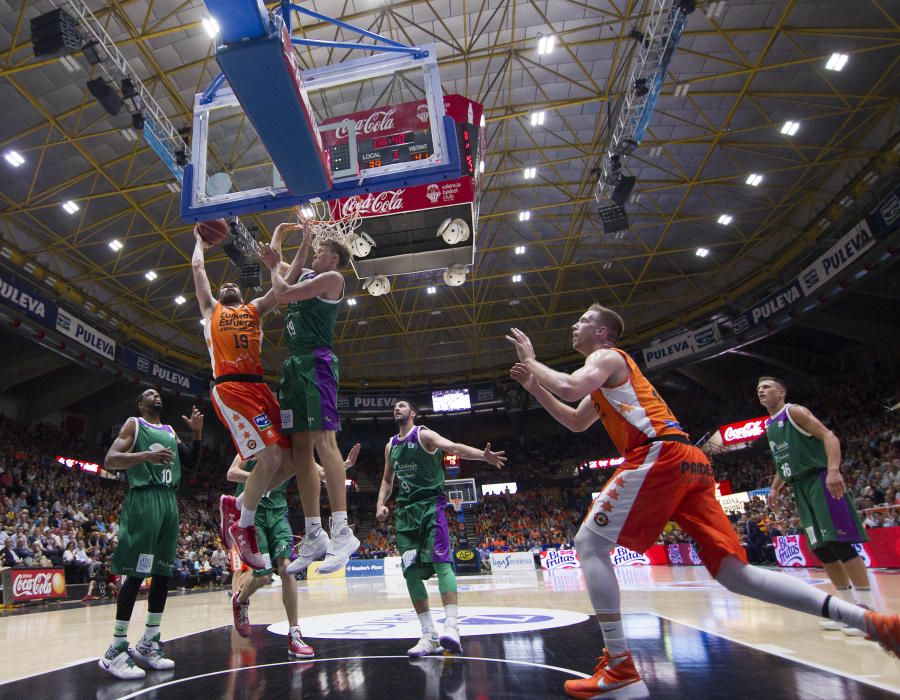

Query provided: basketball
[196,219,229,246]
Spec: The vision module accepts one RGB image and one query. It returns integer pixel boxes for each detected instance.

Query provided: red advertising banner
[774,528,900,568]
[719,416,768,445]
[540,546,670,569]
[2,568,67,603]
[328,178,476,220]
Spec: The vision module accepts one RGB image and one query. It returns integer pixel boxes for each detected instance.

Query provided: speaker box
[87,78,124,116]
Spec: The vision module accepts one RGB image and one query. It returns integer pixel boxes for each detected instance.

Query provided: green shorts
[792,470,868,547]
[112,487,179,577]
[252,507,294,577]
[279,350,340,433]
[396,495,452,576]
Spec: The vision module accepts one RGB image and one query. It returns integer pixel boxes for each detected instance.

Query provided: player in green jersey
[98,389,203,679]
[377,400,505,656]
[758,376,873,634]
[225,442,360,657]
[259,227,358,576]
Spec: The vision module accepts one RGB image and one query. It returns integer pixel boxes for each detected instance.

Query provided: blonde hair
[588,303,625,341]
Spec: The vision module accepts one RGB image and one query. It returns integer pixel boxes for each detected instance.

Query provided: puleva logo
[267,606,588,639]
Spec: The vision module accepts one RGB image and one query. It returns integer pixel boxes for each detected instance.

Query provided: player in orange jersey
[508,303,899,697]
[192,227,294,570]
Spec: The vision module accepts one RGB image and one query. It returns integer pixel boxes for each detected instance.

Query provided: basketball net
[296,197,362,251]
[450,497,463,513]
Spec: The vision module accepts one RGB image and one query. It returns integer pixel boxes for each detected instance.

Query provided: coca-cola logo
[426,184,440,204]
[775,535,807,567]
[721,417,767,444]
[342,190,406,217]
[11,570,66,599]
[334,109,397,139]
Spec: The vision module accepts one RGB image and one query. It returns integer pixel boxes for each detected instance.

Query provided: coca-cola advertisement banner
[3,568,67,603]
[774,528,900,568]
[719,416,768,445]
[329,178,476,221]
[320,94,482,146]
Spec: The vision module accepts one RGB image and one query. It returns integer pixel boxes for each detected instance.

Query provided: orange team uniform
[205,302,290,459]
[583,348,746,575]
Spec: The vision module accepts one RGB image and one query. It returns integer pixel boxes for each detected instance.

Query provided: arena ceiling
[0,0,898,387]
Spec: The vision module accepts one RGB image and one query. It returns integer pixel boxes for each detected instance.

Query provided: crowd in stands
[0,368,897,598]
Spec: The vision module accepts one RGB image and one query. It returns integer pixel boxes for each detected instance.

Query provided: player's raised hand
[272,222,302,252]
[483,442,506,469]
[259,243,282,270]
[193,225,211,250]
[510,363,539,393]
[505,327,536,362]
[344,443,361,469]
[376,504,389,523]
[182,406,204,433]
[825,470,846,500]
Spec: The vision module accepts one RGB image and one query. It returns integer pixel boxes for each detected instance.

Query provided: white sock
[599,619,628,655]
[238,507,256,527]
[235,493,244,509]
[305,517,322,537]
[444,603,459,629]
[418,610,435,635]
[289,625,301,636]
[331,511,348,531]
[716,556,867,632]
[852,586,874,608]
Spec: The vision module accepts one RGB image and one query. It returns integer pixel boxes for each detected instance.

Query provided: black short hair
[394,399,418,415]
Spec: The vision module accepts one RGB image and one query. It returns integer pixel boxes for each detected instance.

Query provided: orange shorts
[583,440,746,576]
[230,545,249,574]
[211,381,291,459]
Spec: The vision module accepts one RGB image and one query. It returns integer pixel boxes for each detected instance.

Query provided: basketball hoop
[450,497,463,513]
[296,197,362,252]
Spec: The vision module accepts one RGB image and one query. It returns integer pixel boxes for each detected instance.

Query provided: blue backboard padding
[181,116,462,222]
[205,0,269,43]
[216,34,332,196]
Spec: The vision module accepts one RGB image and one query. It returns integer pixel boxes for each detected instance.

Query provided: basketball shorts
[112,487,179,577]
[211,380,290,459]
[251,507,294,577]
[279,350,341,434]
[583,441,747,576]
[792,470,868,547]
[396,494,452,577]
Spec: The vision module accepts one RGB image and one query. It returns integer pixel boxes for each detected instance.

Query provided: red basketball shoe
[229,523,266,570]
[231,592,251,638]
[865,610,900,657]
[219,495,240,547]
[288,629,315,658]
[564,649,641,698]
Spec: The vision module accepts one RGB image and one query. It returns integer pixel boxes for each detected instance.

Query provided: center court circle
[267,606,589,639]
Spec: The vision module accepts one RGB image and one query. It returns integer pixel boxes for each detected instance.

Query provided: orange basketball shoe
[864,610,900,657]
[564,649,641,698]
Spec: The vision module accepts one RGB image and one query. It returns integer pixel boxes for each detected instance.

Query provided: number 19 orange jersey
[204,303,264,379]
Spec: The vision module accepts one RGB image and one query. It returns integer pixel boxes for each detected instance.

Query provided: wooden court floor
[1,566,898,698]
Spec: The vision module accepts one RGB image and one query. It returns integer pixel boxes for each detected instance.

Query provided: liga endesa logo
[266,607,588,639]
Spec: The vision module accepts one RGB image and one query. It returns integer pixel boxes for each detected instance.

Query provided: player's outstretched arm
[376,443,395,522]
[285,221,314,284]
[788,404,844,498]
[510,363,599,433]
[105,418,173,470]
[506,328,618,401]
[419,429,506,469]
[192,228,215,319]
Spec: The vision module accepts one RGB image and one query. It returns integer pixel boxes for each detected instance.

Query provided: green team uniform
[766,403,867,547]
[389,426,453,575]
[279,271,342,434]
[112,417,181,577]
[235,460,292,576]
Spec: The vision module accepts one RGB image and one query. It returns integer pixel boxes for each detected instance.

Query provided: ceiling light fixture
[4,151,25,167]
[512,274,522,283]
[523,167,536,179]
[145,270,157,281]
[695,247,710,258]
[108,239,123,251]
[530,111,545,127]
[537,34,556,55]
[746,173,763,186]
[780,120,800,136]
[426,286,436,295]
[518,211,531,222]
[347,298,357,306]
[717,214,733,225]
[202,17,220,38]
[514,246,526,255]
[174,295,186,305]
[825,53,848,72]
[62,200,79,214]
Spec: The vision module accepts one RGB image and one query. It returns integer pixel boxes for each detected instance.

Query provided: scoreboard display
[327,123,478,177]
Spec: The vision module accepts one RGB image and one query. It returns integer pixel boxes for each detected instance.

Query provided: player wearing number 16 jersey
[192,229,291,571]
